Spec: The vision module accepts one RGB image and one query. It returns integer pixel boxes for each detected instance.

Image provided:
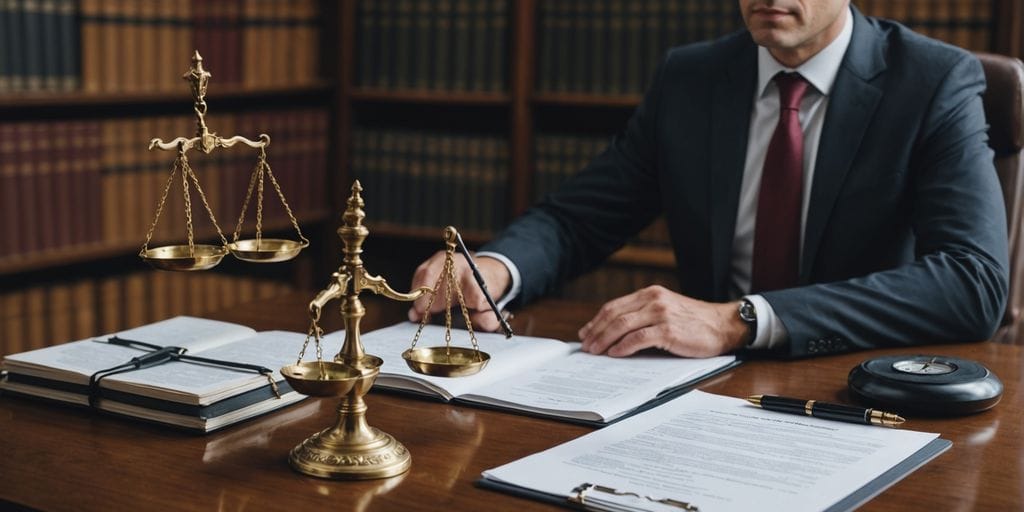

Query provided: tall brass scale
[145,53,499,479]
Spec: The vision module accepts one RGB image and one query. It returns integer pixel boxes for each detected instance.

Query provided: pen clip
[568,482,699,511]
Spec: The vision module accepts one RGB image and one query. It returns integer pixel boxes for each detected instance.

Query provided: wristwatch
[738,298,758,345]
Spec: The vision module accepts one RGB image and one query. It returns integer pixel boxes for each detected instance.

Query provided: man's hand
[578,285,751,358]
[407,251,512,332]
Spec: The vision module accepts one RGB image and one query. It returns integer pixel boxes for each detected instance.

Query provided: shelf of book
[531,93,643,108]
[368,223,493,247]
[0,210,331,277]
[0,82,334,111]
[350,88,512,106]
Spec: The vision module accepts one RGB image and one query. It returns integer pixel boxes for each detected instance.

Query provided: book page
[1,316,257,385]
[104,331,312,405]
[462,348,735,421]
[358,323,575,400]
[483,391,942,512]
[113,316,257,353]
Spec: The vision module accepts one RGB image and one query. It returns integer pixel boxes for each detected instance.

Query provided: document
[480,390,950,512]
[363,322,738,425]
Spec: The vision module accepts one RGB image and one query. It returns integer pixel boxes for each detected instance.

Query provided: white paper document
[361,322,736,423]
[482,390,947,512]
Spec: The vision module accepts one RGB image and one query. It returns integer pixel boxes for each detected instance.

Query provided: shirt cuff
[475,251,521,310]
[744,294,789,350]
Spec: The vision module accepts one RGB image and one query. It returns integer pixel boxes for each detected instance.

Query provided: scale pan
[141,244,227,271]
[229,238,308,263]
[281,361,363,397]
[401,347,490,377]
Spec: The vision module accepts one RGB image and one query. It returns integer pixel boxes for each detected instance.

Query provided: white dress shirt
[484,7,854,351]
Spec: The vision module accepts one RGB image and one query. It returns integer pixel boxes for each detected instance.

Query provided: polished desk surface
[1,293,1022,512]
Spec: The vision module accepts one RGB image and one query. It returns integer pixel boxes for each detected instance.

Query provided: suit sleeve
[762,54,1010,357]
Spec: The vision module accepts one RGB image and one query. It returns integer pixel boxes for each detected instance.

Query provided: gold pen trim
[805,399,815,416]
[868,409,906,427]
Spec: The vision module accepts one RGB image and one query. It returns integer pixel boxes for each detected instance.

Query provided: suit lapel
[709,43,757,300]
[800,9,887,282]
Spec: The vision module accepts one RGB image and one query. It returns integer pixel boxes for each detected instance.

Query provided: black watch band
[738,299,758,345]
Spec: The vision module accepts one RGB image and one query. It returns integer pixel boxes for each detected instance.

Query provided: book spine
[56,0,77,91]
[469,0,487,91]
[2,288,26,356]
[0,123,20,257]
[430,0,450,90]
[451,0,469,90]
[47,281,72,344]
[51,121,73,250]
[137,0,158,92]
[0,0,8,92]
[22,0,42,91]
[37,0,58,91]
[16,123,40,254]
[71,278,97,341]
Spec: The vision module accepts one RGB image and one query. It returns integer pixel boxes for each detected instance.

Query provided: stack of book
[1,316,315,432]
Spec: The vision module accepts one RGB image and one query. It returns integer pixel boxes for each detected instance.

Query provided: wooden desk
[1,294,1021,511]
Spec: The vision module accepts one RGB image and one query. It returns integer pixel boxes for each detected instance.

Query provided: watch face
[892,359,957,375]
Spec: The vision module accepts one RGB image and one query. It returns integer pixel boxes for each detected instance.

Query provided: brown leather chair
[977,52,1024,343]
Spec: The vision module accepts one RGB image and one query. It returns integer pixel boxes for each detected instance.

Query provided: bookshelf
[0,0,332,356]
[330,0,1024,302]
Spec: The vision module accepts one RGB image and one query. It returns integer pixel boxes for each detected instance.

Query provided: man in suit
[409,0,1009,358]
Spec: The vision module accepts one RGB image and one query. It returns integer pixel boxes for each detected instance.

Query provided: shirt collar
[756,5,854,98]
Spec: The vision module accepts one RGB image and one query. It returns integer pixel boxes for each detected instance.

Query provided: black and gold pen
[746,395,905,427]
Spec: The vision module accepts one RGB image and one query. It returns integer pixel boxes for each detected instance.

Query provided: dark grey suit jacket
[482,8,1009,357]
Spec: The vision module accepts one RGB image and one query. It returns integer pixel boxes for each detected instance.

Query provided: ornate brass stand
[284,181,431,479]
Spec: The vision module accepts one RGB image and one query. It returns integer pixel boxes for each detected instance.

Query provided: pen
[453,229,514,339]
[746,394,905,427]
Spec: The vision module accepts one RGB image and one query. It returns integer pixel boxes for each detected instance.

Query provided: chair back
[977,52,1024,342]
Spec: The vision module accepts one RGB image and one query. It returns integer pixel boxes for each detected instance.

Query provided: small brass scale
[143,53,506,479]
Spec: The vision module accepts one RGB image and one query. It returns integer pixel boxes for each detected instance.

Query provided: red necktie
[751,72,811,293]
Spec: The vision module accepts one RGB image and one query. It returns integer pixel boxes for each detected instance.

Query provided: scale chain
[139,154,182,256]
[184,155,229,248]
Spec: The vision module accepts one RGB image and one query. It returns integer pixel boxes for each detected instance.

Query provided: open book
[361,323,739,426]
[0,316,322,433]
[480,390,951,512]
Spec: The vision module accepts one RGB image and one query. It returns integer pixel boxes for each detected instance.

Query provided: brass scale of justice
[142,52,508,479]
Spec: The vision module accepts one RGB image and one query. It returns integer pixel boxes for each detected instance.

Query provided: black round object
[847,355,1003,416]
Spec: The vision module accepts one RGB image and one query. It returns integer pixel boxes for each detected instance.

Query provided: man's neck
[768,7,849,68]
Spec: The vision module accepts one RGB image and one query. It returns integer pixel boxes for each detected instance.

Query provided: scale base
[288,426,411,480]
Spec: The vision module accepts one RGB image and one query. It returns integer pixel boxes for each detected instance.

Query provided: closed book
[451,0,470,90]
[0,316,312,433]
[0,0,8,92]
[137,0,159,92]
[16,123,40,254]
[0,123,20,257]
[51,121,73,250]
[55,0,77,91]
[4,0,25,91]
[431,0,451,90]
[21,0,43,91]
[356,0,377,87]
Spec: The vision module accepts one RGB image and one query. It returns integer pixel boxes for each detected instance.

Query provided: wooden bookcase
[0,0,334,355]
